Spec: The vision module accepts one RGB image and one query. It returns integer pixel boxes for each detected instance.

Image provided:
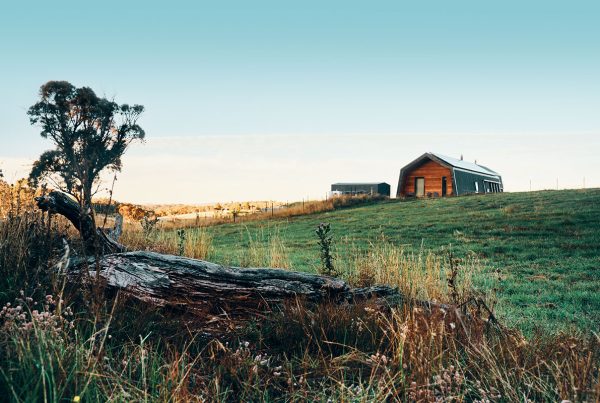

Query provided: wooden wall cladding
[402,160,453,196]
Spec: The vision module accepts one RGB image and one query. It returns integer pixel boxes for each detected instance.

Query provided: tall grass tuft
[239,226,290,269]
[0,293,204,402]
[0,207,69,303]
[338,237,480,304]
[183,228,213,260]
[121,227,214,260]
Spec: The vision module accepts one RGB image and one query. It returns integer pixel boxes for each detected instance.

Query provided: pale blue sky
[1,1,599,202]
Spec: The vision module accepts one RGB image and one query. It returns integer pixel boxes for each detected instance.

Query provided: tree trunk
[35,190,126,255]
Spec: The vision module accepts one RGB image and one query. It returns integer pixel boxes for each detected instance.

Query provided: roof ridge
[429,152,499,175]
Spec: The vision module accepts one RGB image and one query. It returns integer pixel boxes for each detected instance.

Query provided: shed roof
[331,182,389,186]
[429,153,499,176]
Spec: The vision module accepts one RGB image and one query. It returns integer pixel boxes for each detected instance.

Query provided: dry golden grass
[0,178,39,218]
[238,227,291,269]
[120,227,214,260]
[340,239,481,303]
[183,229,214,260]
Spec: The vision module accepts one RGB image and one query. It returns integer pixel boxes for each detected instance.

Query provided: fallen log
[35,191,405,309]
[71,251,405,318]
[37,190,468,329]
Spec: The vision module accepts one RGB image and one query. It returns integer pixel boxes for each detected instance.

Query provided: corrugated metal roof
[332,182,389,186]
[430,153,499,176]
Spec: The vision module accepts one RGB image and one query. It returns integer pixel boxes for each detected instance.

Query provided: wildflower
[72,396,81,402]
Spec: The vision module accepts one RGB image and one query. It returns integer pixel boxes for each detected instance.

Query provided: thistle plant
[177,229,186,256]
[315,223,336,276]
[140,214,159,238]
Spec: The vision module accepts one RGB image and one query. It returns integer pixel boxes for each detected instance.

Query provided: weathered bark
[70,251,405,317]
[35,190,126,254]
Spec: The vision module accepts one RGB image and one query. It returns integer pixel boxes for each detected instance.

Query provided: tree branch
[35,190,126,255]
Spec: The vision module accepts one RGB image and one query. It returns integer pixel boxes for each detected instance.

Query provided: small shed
[396,153,503,198]
[331,182,391,197]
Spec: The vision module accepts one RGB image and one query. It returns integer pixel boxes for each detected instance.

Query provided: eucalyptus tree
[28,81,145,212]
[28,81,144,253]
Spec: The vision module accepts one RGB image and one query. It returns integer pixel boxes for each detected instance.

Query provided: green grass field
[199,189,600,334]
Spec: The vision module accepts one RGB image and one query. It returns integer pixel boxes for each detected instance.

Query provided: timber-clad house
[396,152,503,198]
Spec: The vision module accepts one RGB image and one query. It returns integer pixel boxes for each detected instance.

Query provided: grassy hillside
[191,189,600,334]
[2,188,599,401]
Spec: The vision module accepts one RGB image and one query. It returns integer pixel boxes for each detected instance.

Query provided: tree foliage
[27,81,145,208]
